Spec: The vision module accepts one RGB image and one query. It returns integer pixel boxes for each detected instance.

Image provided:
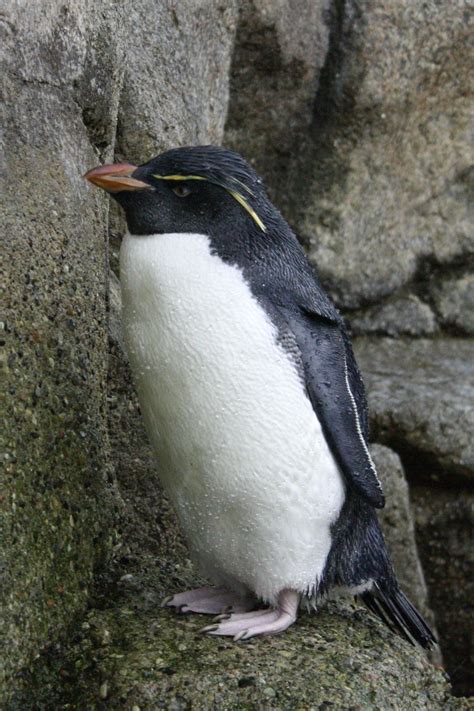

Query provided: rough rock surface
[412,485,474,699]
[116,1,238,164]
[2,2,114,694]
[10,593,455,710]
[369,445,431,621]
[354,338,474,482]
[225,1,474,312]
[356,337,474,695]
[299,0,474,309]
[225,0,331,218]
[431,273,474,336]
[349,295,438,337]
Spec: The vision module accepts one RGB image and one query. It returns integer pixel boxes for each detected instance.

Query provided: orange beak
[83,163,152,192]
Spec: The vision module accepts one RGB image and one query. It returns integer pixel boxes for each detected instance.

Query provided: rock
[224,0,331,219]
[349,295,437,337]
[1,2,115,698]
[224,2,473,310]
[431,273,474,336]
[354,338,474,482]
[117,1,238,163]
[355,338,473,693]
[369,445,432,621]
[411,485,474,698]
[108,272,125,354]
[10,575,454,710]
[276,1,471,308]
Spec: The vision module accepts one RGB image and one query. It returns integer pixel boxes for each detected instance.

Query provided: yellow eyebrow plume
[152,174,266,233]
[153,174,206,181]
[226,189,266,232]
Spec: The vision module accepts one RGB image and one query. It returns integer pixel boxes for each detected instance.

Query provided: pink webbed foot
[201,589,299,640]
[162,586,256,615]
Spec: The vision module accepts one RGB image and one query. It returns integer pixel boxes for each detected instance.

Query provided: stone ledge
[9,586,454,710]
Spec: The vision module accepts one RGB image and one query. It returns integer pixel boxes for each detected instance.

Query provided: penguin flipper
[277,305,385,509]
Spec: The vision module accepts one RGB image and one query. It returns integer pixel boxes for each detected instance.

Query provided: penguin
[85,146,435,645]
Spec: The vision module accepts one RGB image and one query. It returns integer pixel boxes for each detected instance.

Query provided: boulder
[349,295,437,337]
[431,273,474,336]
[225,1,473,309]
[355,337,474,695]
[9,591,455,710]
[299,0,474,309]
[224,0,331,219]
[411,485,474,698]
[354,338,474,482]
[116,0,238,164]
[2,1,115,696]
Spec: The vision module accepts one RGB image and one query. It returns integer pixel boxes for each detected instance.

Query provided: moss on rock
[10,567,454,710]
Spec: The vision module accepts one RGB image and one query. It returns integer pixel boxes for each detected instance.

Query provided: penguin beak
[83,163,152,192]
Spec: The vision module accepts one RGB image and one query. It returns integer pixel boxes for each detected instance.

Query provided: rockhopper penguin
[85,146,435,645]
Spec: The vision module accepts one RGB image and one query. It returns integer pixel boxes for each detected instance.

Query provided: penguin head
[85,146,277,239]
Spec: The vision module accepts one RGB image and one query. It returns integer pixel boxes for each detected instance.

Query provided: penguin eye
[172,184,192,198]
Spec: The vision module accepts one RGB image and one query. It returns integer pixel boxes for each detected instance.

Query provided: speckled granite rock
[8,550,454,710]
[2,2,114,697]
[354,338,474,482]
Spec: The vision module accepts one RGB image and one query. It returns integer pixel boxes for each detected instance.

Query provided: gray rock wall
[2,0,472,706]
[226,1,473,318]
[2,1,114,692]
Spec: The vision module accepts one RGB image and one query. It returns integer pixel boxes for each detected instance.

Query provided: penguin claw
[161,595,173,608]
[233,629,249,642]
[199,624,219,634]
[213,613,231,622]
[202,590,299,639]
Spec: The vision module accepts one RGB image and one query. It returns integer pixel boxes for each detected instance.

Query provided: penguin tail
[360,582,437,649]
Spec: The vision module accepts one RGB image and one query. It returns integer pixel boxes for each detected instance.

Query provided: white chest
[120,232,345,602]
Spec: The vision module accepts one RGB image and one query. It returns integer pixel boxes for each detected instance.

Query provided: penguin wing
[276,302,385,508]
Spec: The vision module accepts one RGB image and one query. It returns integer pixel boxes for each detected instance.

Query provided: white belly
[120,232,345,603]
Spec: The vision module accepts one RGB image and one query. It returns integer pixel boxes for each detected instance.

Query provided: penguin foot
[201,589,299,640]
[162,586,256,615]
